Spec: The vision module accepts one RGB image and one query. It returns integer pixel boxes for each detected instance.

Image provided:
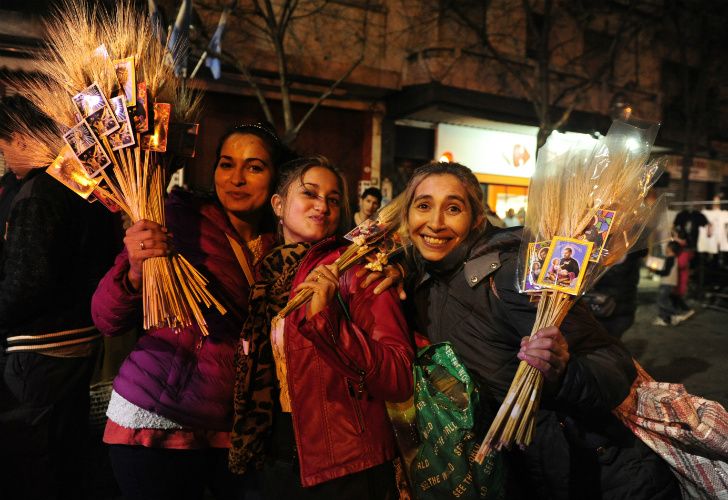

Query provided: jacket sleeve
[654,256,675,277]
[297,267,414,402]
[551,302,636,411]
[494,254,635,412]
[91,248,143,336]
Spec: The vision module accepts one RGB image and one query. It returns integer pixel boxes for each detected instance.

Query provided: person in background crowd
[0,96,121,500]
[484,203,505,228]
[400,161,679,499]
[516,206,526,225]
[229,156,413,499]
[503,207,520,227]
[353,186,382,226]
[672,229,695,322]
[588,249,648,339]
[92,122,292,500]
[651,240,682,326]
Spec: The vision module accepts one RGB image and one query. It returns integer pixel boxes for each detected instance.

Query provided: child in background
[652,241,682,326]
[672,230,695,322]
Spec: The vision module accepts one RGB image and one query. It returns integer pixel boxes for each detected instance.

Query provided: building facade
[2,0,727,211]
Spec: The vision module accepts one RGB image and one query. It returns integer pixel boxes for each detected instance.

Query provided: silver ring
[140,241,145,251]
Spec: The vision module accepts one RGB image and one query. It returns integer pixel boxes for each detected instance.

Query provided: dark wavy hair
[212,121,297,234]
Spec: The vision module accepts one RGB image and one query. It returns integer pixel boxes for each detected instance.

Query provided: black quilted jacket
[405,227,680,499]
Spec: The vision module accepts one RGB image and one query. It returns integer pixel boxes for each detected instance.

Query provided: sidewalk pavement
[622,276,728,408]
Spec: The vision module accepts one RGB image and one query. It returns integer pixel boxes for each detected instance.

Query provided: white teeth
[423,235,447,245]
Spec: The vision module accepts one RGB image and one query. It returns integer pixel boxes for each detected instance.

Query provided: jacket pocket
[346,379,366,434]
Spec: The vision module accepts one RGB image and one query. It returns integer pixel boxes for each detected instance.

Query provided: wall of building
[185,91,371,198]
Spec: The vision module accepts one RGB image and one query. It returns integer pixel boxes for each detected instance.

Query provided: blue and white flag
[148,0,166,45]
[205,8,230,80]
[167,0,192,77]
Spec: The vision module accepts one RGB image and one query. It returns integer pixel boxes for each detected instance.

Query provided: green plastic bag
[411,342,505,499]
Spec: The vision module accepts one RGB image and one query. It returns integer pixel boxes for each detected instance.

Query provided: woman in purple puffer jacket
[91,122,291,500]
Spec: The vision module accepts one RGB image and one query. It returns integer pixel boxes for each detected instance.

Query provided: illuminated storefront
[435,121,598,219]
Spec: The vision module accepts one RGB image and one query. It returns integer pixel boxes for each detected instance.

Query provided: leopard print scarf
[229,242,310,474]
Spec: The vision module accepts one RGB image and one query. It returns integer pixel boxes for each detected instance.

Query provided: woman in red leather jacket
[229,156,414,499]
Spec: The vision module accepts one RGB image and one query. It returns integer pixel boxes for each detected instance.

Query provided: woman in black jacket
[399,161,680,499]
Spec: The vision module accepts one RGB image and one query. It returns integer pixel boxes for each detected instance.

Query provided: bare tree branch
[286,54,364,142]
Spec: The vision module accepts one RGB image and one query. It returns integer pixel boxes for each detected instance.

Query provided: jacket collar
[413,226,521,290]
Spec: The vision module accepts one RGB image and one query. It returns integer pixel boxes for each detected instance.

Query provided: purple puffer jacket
[92,189,273,431]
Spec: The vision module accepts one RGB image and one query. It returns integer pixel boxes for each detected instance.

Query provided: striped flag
[205,8,230,80]
[167,0,192,77]
[148,0,166,45]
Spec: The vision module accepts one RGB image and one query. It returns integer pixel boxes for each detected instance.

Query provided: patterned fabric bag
[613,361,728,499]
[410,342,505,499]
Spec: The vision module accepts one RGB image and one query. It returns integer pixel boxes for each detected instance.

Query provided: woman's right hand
[124,220,172,291]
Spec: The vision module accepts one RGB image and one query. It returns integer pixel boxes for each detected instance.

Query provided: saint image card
[90,186,121,212]
[523,240,551,292]
[581,209,617,262]
[46,145,98,199]
[77,141,111,177]
[344,217,387,245]
[108,95,136,150]
[114,57,136,107]
[72,82,105,118]
[140,102,171,152]
[86,105,120,137]
[63,121,96,156]
[130,82,149,133]
[72,82,119,136]
[536,236,593,295]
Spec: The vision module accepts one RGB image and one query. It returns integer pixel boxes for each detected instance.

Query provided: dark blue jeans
[656,285,677,322]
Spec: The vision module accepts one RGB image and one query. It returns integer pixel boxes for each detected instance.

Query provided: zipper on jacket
[330,289,368,433]
[324,295,368,386]
[347,379,366,434]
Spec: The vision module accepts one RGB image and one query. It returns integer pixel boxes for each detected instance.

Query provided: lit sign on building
[436,123,537,178]
[436,123,598,180]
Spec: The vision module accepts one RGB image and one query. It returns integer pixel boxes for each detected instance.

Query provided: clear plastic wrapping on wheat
[476,122,667,462]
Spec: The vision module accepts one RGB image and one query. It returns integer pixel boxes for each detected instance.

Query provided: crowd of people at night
[0,96,691,500]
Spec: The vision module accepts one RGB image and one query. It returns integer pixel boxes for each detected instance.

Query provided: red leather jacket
[285,238,414,487]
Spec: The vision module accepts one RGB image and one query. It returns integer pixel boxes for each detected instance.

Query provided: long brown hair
[274,155,351,238]
[398,161,486,244]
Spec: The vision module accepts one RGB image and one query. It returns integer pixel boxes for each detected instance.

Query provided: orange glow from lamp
[439,151,453,163]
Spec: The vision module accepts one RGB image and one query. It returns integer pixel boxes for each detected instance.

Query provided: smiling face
[214,133,274,218]
[407,174,474,262]
[273,166,342,244]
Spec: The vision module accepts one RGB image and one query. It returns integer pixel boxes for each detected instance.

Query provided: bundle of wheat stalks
[276,194,406,319]
[475,121,667,462]
[9,0,223,336]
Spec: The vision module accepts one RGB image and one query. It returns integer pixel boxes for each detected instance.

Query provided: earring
[279,219,283,225]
